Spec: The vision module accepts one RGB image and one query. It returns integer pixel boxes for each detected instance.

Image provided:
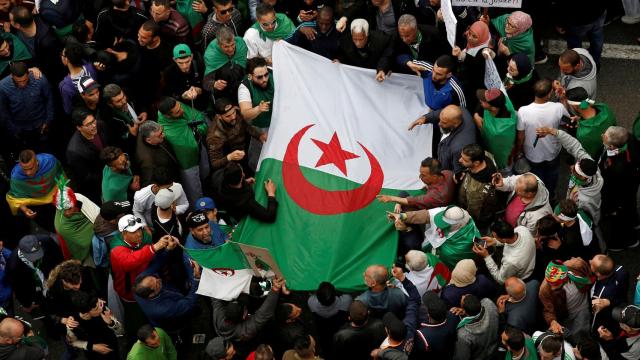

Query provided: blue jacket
[0,73,54,135]
[184,221,227,250]
[0,248,12,306]
[58,62,97,115]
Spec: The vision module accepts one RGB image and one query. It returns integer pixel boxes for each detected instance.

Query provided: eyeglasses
[254,72,269,80]
[261,19,277,27]
[124,217,142,231]
[218,6,234,15]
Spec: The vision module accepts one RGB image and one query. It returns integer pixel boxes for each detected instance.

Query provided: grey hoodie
[556,130,603,224]
[453,298,499,360]
[498,173,553,235]
[559,48,598,99]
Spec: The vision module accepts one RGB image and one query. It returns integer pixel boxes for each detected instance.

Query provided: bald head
[0,318,24,344]
[365,265,388,288]
[505,277,526,300]
[591,254,614,278]
[515,173,538,199]
[439,105,463,133]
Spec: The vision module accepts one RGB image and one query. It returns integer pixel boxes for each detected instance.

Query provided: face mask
[606,148,619,157]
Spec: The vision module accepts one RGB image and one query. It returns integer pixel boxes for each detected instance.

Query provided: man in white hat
[388,205,480,270]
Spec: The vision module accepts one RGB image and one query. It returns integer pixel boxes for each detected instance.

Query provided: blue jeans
[528,156,560,201]
[566,11,606,67]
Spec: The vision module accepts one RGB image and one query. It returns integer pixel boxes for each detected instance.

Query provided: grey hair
[505,278,526,298]
[405,250,427,271]
[215,26,235,45]
[350,18,369,35]
[604,126,628,148]
[138,121,162,140]
[103,83,123,102]
[398,14,417,29]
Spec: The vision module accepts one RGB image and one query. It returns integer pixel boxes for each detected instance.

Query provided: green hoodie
[577,103,617,159]
[157,102,207,169]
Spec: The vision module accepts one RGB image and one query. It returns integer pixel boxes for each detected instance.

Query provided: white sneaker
[622,15,640,24]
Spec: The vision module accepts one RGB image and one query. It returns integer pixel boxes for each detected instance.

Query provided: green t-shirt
[126,328,177,360]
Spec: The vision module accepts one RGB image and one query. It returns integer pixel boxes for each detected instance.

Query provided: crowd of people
[0,0,640,359]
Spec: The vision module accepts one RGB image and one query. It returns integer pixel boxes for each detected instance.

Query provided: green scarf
[492,14,535,65]
[409,31,423,60]
[244,74,275,128]
[504,69,533,86]
[0,33,32,78]
[110,231,153,250]
[204,36,248,75]
[176,0,203,27]
[251,13,296,41]
[157,103,207,169]
[433,218,481,271]
[102,166,133,202]
[481,97,517,169]
[577,103,617,159]
[54,209,94,262]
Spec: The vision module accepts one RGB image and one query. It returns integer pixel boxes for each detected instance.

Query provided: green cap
[433,205,464,231]
[173,43,192,59]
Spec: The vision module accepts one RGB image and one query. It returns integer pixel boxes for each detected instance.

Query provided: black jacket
[30,17,64,83]
[162,52,208,111]
[65,121,111,203]
[337,29,393,72]
[6,234,63,309]
[94,7,148,49]
[210,169,278,223]
[393,24,450,71]
[333,318,386,360]
[134,137,181,187]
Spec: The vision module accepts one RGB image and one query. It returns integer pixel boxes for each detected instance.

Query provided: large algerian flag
[235,42,433,291]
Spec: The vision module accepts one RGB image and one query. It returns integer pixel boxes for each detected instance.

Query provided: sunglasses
[124,217,142,231]
[254,73,269,80]
[218,6,234,15]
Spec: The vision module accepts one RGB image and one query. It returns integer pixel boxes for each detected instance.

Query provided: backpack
[92,231,117,268]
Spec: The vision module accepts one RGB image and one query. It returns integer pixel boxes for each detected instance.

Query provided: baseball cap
[476,88,505,108]
[173,43,192,59]
[77,76,100,94]
[195,197,216,211]
[613,305,640,329]
[18,235,44,262]
[118,214,144,233]
[187,210,209,228]
[154,188,176,209]
[205,337,229,359]
[100,200,132,221]
[433,206,468,232]
[382,312,407,341]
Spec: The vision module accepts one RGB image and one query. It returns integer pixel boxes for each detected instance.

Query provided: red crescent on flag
[282,124,384,215]
[211,268,236,276]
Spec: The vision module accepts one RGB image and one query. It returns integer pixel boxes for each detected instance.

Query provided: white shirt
[517,102,569,163]
[132,183,189,226]
[484,226,536,284]
[237,83,252,104]
[243,27,275,60]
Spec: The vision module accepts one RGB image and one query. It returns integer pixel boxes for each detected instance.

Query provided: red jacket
[110,233,155,301]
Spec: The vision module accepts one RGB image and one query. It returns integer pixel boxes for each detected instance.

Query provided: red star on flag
[311,132,359,176]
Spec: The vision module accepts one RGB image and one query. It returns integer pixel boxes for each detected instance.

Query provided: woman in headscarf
[504,52,539,110]
[491,11,535,64]
[452,20,492,110]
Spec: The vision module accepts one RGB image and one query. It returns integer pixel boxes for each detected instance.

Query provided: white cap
[118,214,144,233]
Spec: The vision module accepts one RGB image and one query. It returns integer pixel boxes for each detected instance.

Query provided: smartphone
[473,237,487,248]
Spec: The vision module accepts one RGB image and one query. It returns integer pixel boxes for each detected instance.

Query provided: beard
[440,126,452,134]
